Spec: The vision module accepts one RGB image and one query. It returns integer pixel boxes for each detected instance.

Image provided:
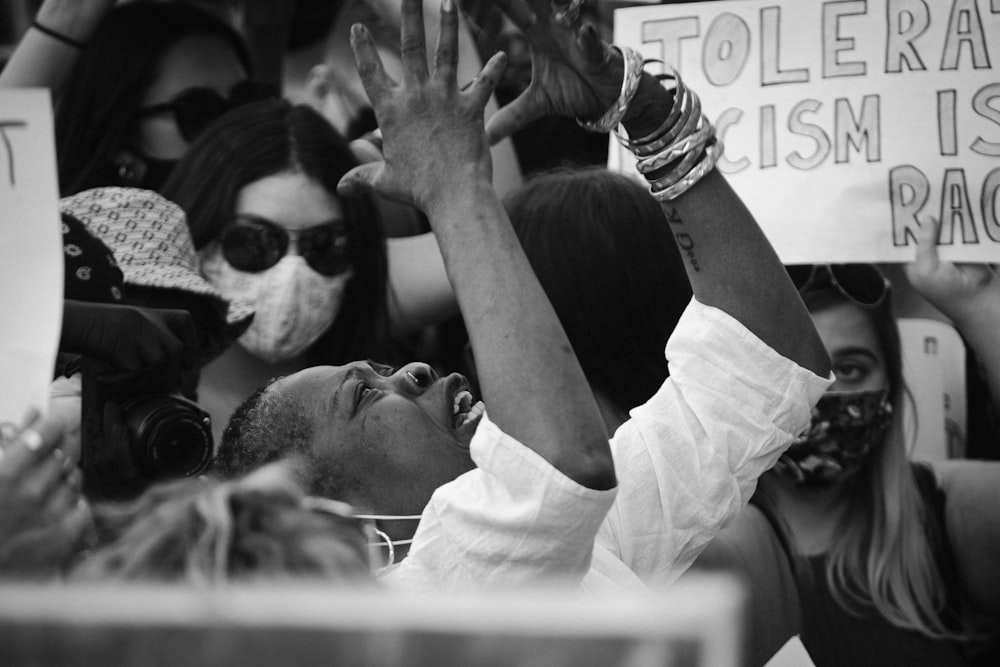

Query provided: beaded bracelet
[650,139,724,201]
[576,45,645,134]
[31,20,86,49]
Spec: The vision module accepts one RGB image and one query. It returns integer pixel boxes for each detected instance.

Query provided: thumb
[577,22,607,66]
[159,309,200,369]
[486,91,542,145]
[907,217,941,279]
[338,162,384,198]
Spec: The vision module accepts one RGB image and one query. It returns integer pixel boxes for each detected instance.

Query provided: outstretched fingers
[351,23,394,107]
[467,51,508,110]
[434,0,459,86]
[400,0,429,84]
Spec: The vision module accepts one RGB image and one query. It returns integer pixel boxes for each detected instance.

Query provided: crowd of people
[1,1,998,665]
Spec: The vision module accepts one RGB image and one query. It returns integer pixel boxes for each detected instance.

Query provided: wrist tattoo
[663,207,700,270]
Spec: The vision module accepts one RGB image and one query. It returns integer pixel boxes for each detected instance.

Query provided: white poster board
[611,0,1000,264]
[0,90,63,429]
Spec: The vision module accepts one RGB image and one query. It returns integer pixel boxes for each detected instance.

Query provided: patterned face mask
[774,389,893,487]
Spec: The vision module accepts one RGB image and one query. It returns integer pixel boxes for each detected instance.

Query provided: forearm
[953,305,1000,416]
[0,0,110,91]
[427,179,614,490]
[622,76,830,378]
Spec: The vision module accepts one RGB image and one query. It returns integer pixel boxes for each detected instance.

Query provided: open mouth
[446,376,485,447]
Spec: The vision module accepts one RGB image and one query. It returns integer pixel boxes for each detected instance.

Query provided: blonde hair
[795,284,966,641]
[74,463,374,586]
[826,391,965,641]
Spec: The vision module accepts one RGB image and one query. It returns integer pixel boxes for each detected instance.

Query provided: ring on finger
[20,428,44,453]
[551,0,582,28]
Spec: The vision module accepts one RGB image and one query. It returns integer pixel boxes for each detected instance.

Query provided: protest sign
[0,90,63,432]
[611,0,1000,264]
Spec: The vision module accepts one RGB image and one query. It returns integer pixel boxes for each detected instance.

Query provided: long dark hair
[161,99,390,365]
[55,2,250,195]
[505,167,692,414]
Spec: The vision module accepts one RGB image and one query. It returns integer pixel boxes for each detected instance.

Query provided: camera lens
[122,395,213,479]
[149,417,211,475]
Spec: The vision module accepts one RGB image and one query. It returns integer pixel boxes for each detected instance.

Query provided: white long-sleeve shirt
[382,299,832,592]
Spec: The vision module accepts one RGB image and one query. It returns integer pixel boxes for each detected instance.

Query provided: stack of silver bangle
[578,49,722,202]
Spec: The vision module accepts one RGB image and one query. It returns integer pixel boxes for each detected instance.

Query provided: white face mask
[201,249,353,363]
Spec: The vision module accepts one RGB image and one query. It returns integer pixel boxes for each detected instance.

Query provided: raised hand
[0,409,91,576]
[485,0,624,143]
[60,301,199,393]
[905,218,1000,323]
[338,0,507,214]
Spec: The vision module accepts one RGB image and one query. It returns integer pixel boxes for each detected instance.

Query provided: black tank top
[755,464,968,667]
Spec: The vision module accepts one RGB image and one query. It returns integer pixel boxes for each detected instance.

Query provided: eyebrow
[832,346,879,361]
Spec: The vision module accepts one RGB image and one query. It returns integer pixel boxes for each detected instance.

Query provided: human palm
[906,218,1000,320]
[485,0,625,143]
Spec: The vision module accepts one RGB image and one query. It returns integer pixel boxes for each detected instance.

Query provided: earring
[116,159,137,186]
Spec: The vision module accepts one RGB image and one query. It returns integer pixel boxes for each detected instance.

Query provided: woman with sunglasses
[51,2,274,195]
[692,232,1000,666]
[160,97,457,443]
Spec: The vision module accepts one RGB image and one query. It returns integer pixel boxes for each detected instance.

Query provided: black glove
[60,300,198,393]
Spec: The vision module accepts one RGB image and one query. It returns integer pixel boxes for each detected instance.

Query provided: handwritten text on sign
[0,90,64,427]
[611,0,1000,264]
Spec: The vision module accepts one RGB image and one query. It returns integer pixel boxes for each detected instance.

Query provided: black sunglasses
[221,215,351,276]
[786,263,890,308]
[136,80,279,142]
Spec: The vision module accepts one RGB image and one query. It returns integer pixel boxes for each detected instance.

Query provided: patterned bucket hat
[59,187,254,335]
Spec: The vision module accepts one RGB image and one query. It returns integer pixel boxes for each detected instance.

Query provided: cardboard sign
[611,0,1000,264]
[0,90,63,431]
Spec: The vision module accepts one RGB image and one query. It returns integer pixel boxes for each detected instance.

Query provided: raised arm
[905,218,1000,417]
[338,0,613,490]
[487,0,829,378]
[0,0,114,92]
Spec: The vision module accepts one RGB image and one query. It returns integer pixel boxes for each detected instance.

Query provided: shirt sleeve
[381,414,617,592]
[594,298,832,588]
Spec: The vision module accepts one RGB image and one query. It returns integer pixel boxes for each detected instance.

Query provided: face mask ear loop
[371,524,395,569]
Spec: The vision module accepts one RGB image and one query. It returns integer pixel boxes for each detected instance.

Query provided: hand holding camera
[61,300,199,395]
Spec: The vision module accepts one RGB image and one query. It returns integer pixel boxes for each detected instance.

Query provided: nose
[395,362,438,394]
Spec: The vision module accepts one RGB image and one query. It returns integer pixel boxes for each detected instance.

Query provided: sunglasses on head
[786,263,890,308]
[136,80,279,142]
[221,214,351,276]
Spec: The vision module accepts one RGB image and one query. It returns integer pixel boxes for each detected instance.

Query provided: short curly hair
[213,377,314,479]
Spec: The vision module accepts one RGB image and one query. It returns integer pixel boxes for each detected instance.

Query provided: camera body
[81,360,213,500]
